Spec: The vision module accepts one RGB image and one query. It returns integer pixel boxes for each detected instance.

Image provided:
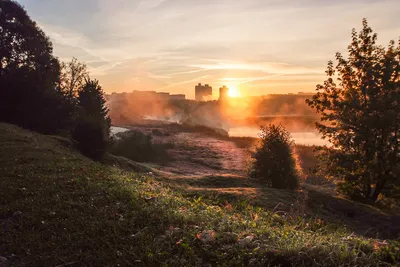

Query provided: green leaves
[306,19,400,201]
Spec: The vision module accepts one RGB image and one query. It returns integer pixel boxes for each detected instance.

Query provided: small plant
[251,124,299,189]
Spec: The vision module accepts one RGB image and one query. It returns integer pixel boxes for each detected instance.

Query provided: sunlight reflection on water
[110,126,129,136]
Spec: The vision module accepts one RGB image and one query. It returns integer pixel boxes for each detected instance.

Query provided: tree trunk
[365,183,372,198]
[370,178,387,202]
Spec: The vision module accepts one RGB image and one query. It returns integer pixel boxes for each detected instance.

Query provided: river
[111,126,327,146]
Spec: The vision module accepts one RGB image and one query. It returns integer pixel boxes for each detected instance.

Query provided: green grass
[0,123,399,266]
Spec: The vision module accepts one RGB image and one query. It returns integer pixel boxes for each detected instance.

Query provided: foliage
[306,19,400,201]
[0,0,70,134]
[77,79,110,122]
[72,79,111,160]
[251,124,299,189]
[71,115,109,160]
[111,130,173,163]
[1,123,399,266]
[60,57,89,99]
[0,0,109,146]
[55,57,90,131]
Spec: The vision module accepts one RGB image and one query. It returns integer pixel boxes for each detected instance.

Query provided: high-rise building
[195,83,212,101]
[219,85,229,101]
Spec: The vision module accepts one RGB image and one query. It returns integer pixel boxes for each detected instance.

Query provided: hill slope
[0,123,399,266]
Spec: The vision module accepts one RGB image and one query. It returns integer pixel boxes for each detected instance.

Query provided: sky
[19,0,400,99]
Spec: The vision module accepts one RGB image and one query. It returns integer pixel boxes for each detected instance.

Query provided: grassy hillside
[0,123,399,266]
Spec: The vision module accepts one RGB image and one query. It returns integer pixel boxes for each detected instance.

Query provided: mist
[106,92,324,145]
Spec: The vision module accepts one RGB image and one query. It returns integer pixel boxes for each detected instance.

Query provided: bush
[111,130,173,163]
[251,124,299,189]
[71,79,111,160]
[72,116,109,160]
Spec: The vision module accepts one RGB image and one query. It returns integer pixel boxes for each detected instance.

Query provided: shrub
[72,115,109,160]
[72,79,111,160]
[111,130,173,163]
[251,124,299,189]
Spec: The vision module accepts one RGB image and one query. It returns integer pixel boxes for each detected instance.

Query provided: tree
[72,79,111,160]
[60,57,89,99]
[306,19,400,201]
[251,124,299,190]
[57,57,90,131]
[0,0,69,134]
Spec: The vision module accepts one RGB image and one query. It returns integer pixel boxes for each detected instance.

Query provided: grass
[0,123,399,266]
[111,130,174,164]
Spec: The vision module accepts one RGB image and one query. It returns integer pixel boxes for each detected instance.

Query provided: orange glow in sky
[18,0,400,99]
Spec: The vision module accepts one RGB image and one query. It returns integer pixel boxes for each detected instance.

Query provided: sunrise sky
[19,0,400,99]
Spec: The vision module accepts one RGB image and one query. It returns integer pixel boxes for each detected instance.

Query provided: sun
[228,85,241,97]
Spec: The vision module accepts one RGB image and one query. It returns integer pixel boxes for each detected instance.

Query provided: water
[111,125,327,146]
[228,127,327,146]
[110,126,129,136]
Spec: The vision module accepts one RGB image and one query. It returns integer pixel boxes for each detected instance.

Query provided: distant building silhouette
[195,83,212,101]
[107,90,185,102]
[219,85,229,101]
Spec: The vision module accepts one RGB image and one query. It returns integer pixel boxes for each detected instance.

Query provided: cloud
[18,0,400,97]
[191,61,323,75]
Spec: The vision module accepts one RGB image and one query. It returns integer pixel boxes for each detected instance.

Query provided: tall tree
[0,0,67,133]
[60,57,89,99]
[78,79,110,122]
[72,79,111,160]
[306,19,400,201]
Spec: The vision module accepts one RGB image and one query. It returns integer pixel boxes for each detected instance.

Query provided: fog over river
[111,126,327,146]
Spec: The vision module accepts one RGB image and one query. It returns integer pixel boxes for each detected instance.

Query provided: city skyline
[19,0,400,99]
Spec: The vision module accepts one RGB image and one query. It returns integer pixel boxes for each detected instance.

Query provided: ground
[116,123,400,239]
[1,122,399,266]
